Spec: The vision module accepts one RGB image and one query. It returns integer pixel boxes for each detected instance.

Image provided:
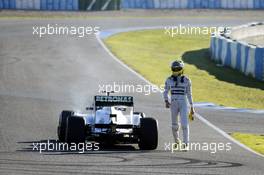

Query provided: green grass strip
[104,29,264,109]
[231,132,264,155]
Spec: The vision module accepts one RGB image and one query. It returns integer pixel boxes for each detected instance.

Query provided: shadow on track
[16,139,154,155]
[13,140,244,173]
[182,48,264,90]
[14,139,243,171]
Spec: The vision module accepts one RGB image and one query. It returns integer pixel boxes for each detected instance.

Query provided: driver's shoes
[172,141,189,152]
[172,140,181,151]
[182,143,189,152]
[173,142,180,150]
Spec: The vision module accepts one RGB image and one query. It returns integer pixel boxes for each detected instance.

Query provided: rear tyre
[57,110,73,142]
[138,118,158,150]
[65,117,85,144]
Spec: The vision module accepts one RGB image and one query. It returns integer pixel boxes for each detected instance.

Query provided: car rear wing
[94,95,134,107]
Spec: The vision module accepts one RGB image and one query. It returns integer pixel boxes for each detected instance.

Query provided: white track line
[95,33,159,89]
[195,113,264,158]
[95,33,264,159]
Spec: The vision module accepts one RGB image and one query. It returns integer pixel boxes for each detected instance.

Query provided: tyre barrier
[121,0,264,9]
[210,23,264,81]
[0,0,120,10]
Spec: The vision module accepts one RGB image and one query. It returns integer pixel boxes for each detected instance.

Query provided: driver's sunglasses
[171,67,182,72]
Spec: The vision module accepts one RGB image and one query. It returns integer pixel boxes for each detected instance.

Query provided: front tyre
[138,118,158,150]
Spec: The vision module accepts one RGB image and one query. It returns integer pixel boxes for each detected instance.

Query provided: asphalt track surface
[0,10,264,175]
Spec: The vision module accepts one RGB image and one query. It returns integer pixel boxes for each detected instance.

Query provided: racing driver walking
[163,60,195,151]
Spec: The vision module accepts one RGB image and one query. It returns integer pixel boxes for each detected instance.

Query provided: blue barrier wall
[255,47,264,80]
[16,0,40,10]
[121,0,264,9]
[1,0,264,9]
[0,0,78,10]
[0,0,16,9]
[210,24,264,81]
[40,0,78,10]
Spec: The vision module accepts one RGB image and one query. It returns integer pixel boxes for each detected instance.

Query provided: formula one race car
[57,92,158,150]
